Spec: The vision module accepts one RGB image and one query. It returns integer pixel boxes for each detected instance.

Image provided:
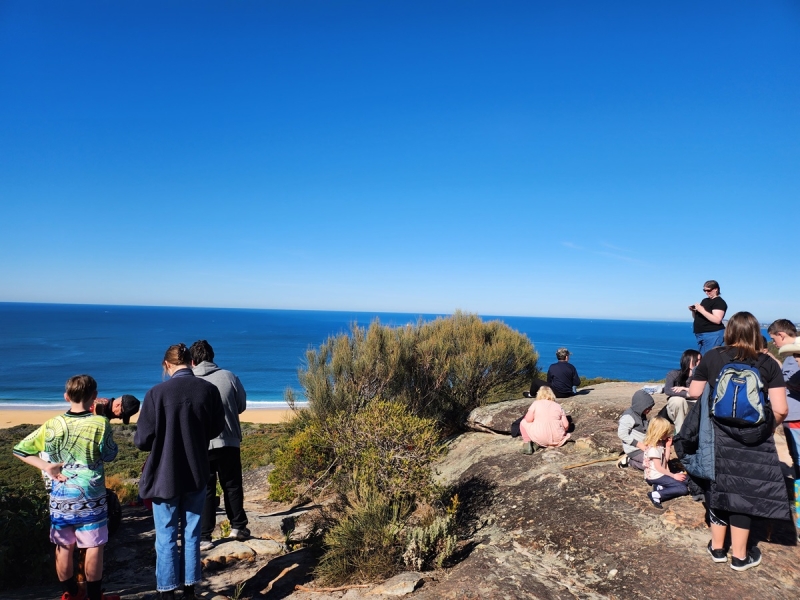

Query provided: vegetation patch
[271,312,537,583]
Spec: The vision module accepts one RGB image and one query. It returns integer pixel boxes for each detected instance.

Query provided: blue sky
[1,1,798,322]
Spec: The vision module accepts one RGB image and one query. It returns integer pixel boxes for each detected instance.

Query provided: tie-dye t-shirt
[14,411,118,529]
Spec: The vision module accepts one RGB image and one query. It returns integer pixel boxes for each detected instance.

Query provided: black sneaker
[730,547,762,572]
[707,540,727,563]
[647,492,663,509]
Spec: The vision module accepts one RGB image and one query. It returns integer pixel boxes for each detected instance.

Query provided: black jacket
[135,369,224,499]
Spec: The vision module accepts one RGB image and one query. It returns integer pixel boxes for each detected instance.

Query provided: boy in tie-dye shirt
[14,375,118,600]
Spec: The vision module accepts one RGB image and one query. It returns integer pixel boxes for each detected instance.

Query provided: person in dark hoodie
[617,390,655,470]
[189,340,249,550]
[135,343,224,600]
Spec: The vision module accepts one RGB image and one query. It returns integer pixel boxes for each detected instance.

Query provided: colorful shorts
[50,521,108,548]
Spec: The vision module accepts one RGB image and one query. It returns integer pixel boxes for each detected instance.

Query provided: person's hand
[43,462,67,482]
[672,472,687,482]
[672,386,688,393]
[688,304,696,312]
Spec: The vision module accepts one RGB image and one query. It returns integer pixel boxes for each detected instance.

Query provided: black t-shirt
[694,347,784,391]
[693,296,728,333]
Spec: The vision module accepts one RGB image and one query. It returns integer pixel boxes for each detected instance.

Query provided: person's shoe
[647,492,663,509]
[228,527,250,540]
[730,547,762,572]
[101,595,121,600]
[61,592,86,600]
[521,441,534,455]
[199,539,214,551]
[617,455,629,469]
[158,592,176,600]
[706,540,727,563]
[182,584,197,599]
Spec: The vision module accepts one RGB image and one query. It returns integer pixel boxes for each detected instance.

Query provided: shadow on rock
[234,547,320,599]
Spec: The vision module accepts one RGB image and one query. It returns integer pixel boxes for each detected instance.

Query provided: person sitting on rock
[617,390,655,470]
[642,416,688,509]
[545,348,581,398]
[520,386,571,454]
[663,349,700,433]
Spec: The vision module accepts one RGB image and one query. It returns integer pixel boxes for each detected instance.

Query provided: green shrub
[578,376,624,388]
[402,495,459,570]
[0,483,53,589]
[295,311,538,429]
[314,486,412,585]
[268,424,331,502]
[328,400,443,499]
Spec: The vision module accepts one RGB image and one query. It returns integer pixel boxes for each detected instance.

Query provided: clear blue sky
[1,1,798,322]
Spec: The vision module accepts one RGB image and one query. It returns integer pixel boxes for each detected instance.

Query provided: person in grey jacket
[617,390,655,470]
[190,340,249,549]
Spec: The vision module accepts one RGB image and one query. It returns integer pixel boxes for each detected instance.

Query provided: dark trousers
[646,475,688,502]
[201,446,248,539]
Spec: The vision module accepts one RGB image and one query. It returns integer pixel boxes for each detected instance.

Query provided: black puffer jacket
[708,418,790,520]
[695,347,791,520]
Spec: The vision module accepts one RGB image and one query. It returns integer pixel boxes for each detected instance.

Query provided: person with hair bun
[135,344,225,600]
[688,312,789,572]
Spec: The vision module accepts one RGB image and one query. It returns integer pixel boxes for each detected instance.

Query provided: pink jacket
[519,399,570,447]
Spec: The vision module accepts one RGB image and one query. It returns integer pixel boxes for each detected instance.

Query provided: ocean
[0,303,700,409]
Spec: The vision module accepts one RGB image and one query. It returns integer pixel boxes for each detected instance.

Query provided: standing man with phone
[689,280,727,356]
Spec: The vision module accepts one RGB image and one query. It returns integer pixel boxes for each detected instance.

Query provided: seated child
[642,416,688,509]
[520,386,571,454]
[617,390,655,470]
[13,375,119,600]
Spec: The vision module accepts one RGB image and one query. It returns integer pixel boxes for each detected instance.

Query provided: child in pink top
[520,386,571,454]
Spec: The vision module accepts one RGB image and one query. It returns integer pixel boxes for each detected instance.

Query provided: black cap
[118,394,140,424]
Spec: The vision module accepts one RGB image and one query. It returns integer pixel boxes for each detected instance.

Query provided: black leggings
[708,507,752,530]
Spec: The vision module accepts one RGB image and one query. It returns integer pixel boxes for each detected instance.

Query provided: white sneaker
[200,540,214,551]
[228,528,250,540]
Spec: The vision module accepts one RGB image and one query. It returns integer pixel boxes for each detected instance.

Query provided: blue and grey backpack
[710,355,768,426]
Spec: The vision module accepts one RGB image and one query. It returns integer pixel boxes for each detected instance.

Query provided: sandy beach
[0,407,294,429]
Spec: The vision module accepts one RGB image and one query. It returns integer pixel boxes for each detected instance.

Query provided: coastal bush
[267,423,331,502]
[328,399,443,498]
[314,485,412,585]
[0,482,53,589]
[402,495,459,571]
[295,311,538,428]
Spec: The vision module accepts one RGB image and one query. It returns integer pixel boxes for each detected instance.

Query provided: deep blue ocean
[0,303,700,408]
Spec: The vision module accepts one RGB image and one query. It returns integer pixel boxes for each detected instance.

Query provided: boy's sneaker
[706,540,727,563]
[647,492,663,510]
[730,547,762,572]
[521,441,534,455]
[182,584,197,599]
[228,527,250,540]
[61,592,86,600]
[200,539,214,551]
[617,455,629,469]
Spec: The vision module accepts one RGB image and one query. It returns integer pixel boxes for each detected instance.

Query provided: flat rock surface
[8,383,798,600]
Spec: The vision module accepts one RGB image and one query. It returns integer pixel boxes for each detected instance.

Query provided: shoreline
[0,407,294,429]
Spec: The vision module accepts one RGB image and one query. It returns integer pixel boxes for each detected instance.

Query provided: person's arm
[617,414,646,451]
[560,407,569,430]
[235,376,246,414]
[100,421,118,463]
[523,402,536,423]
[15,454,67,482]
[571,365,580,387]
[688,379,706,400]
[134,391,156,451]
[664,371,688,398]
[692,302,725,324]
[769,387,788,426]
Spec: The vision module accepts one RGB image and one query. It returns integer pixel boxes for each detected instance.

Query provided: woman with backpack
[688,311,789,572]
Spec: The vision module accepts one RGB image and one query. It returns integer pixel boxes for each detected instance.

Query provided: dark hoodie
[617,390,655,454]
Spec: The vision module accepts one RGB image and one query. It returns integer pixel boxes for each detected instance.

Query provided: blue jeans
[152,487,205,592]
[696,331,724,356]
